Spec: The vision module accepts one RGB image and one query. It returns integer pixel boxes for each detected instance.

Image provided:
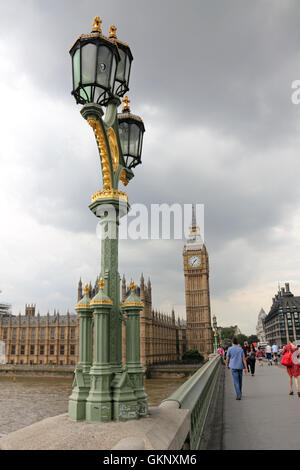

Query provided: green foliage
[182,349,204,363]
[247,335,259,344]
[221,328,236,345]
[236,334,248,346]
[220,329,259,347]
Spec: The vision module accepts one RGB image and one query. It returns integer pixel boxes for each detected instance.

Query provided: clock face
[188,255,201,268]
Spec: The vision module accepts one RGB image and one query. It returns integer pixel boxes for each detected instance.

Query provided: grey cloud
[2,1,300,333]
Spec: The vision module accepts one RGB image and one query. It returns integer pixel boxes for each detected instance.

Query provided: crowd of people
[217,338,300,400]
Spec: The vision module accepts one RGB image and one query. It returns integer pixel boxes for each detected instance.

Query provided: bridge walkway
[223,361,300,450]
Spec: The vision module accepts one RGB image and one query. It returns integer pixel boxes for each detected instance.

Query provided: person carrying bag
[281,349,293,367]
[281,339,300,396]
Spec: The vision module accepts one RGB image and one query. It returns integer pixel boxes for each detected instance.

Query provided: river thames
[0,375,186,435]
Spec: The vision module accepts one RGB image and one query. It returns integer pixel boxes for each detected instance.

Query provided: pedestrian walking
[226,337,248,400]
[218,346,225,364]
[281,338,300,397]
[256,347,264,366]
[265,344,272,365]
[248,344,256,376]
[272,343,278,365]
[223,347,228,362]
[243,341,250,373]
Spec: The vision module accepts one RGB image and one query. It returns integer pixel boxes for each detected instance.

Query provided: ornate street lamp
[212,315,219,353]
[69,17,120,106]
[68,17,147,424]
[118,96,145,169]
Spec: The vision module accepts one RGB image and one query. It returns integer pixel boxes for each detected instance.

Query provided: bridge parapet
[161,354,221,449]
[0,355,222,450]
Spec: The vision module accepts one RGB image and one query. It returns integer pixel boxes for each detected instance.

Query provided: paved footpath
[223,362,300,450]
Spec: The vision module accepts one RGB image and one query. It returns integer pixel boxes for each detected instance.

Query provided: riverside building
[256,308,267,343]
[0,276,187,367]
[264,283,300,347]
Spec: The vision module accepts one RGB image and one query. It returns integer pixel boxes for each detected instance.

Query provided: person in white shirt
[272,344,278,364]
[266,344,272,365]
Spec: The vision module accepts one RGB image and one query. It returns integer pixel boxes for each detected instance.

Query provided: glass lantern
[118,96,145,169]
[108,26,133,97]
[69,17,120,106]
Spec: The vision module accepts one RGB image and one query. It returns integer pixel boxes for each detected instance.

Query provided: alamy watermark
[95,203,204,240]
[291,80,300,104]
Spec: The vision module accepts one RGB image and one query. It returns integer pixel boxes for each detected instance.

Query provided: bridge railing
[160,354,221,449]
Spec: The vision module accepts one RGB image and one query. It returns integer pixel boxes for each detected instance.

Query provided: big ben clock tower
[183,205,213,357]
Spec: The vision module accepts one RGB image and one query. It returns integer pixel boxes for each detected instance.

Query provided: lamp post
[212,315,218,353]
[68,17,147,423]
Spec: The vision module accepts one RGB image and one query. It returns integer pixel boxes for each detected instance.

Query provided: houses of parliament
[0,208,213,366]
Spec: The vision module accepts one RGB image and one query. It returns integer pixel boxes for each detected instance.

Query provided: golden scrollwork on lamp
[107,127,119,172]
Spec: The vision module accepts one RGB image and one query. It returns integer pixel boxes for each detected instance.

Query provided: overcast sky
[1,0,300,334]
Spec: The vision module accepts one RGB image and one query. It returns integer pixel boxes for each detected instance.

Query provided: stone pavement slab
[223,362,300,450]
[0,404,190,450]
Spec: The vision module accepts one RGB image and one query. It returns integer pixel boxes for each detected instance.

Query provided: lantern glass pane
[116,49,126,82]
[96,45,112,88]
[80,86,91,101]
[110,55,117,89]
[129,123,140,157]
[94,87,102,104]
[125,55,131,83]
[138,131,144,157]
[119,122,129,155]
[73,49,80,89]
[127,156,135,168]
[81,43,97,84]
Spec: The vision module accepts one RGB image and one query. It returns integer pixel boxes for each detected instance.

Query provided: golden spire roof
[84,283,89,295]
[109,25,117,39]
[92,16,102,33]
[122,95,131,112]
[129,280,136,292]
[98,277,105,290]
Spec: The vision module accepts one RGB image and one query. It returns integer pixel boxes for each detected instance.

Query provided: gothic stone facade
[121,275,187,365]
[0,277,187,367]
[0,305,78,365]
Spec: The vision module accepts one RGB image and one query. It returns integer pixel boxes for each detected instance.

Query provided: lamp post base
[85,366,113,422]
[111,367,139,421]
[68,396,88,422]
[68,366,91,421]
[127,363,148,418]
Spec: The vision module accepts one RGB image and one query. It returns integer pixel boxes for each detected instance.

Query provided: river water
[0,375,186,435]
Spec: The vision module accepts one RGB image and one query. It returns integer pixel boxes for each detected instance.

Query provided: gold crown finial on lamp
[122,95,131,112]
[109,25,117,39]
[98,277,105,290]
[92,16,102,33]
[129,280,136,292]
[84,283,90,295]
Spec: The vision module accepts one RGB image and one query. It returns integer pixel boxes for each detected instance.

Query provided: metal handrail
[161,354,221,449]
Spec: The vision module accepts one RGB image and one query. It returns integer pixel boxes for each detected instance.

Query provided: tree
[236,334,248,346]
[220,328,236,345]
[247,334,259,344]
[182,349,204,363]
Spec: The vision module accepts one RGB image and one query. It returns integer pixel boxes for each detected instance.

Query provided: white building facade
[256,308,267,342]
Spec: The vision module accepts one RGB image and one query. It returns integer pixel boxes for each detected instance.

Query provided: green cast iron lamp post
[68,17,147,423]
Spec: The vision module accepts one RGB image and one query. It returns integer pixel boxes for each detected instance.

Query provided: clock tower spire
[183,204,213,357]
